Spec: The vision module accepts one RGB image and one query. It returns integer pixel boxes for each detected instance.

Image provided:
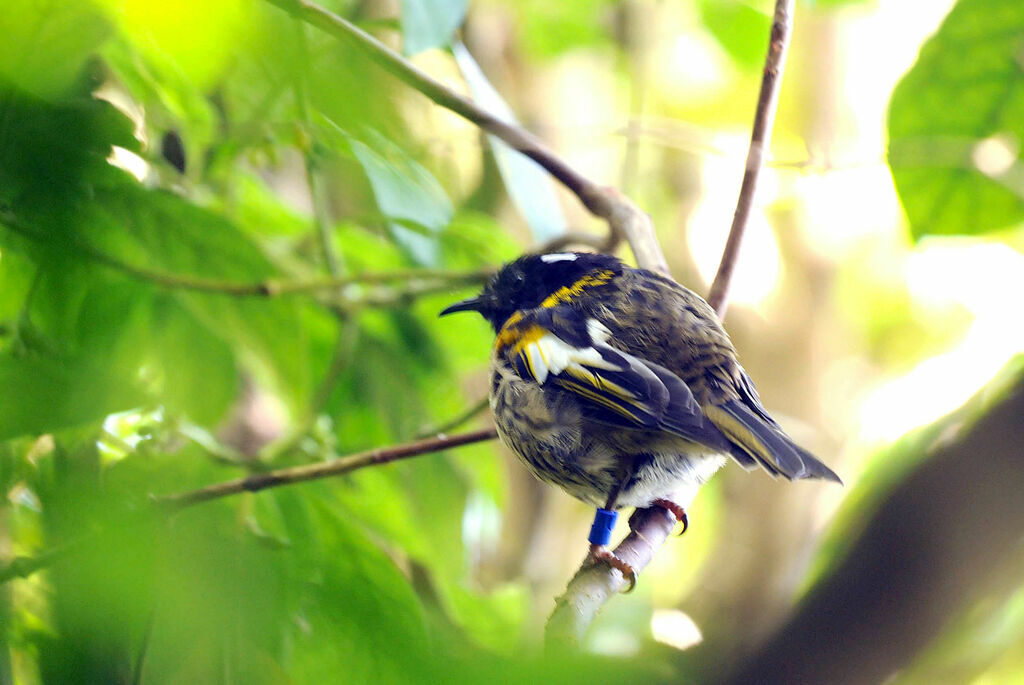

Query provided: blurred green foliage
[402,0,469,55]
[697,0,772,72]
[1,0,1023,683]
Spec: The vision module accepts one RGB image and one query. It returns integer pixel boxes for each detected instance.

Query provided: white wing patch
[521,332,615,386]
[586,318,612,343]
[540,253,578,263]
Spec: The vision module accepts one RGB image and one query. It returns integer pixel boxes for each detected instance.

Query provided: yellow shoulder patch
[540,269,616,308]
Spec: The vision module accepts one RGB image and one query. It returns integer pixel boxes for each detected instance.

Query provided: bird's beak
[439,296,484,317]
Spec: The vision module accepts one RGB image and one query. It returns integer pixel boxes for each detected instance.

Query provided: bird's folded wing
[499,307,728,448]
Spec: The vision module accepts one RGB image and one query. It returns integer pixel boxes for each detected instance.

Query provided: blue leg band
[588,508,619,546]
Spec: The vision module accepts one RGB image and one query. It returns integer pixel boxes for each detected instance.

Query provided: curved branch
[263,0,666,274]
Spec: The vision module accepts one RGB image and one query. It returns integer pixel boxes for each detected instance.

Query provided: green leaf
[805,0,875,7]
[401,0,468,55]
[452,43,568,243]
[437,579,528,653]
[887,0,1024,239]
[0,265,149,440]
[512,0,617,59]
[0,0,110,98]
[0,247,35,329]
[95,0,254,90]
[697,0,772,72]
[259,490,432,684]
[349,133,454,266]
[0,92,139,206]
[88,185,315,414]
[100,38,219,169]
[144,296,239,424]
[0,352,144,441]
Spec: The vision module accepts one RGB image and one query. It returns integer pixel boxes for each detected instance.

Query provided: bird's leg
[586,475,637,592]
[651,498,689,535]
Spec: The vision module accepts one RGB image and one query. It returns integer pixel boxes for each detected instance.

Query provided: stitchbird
[441,252,840,587]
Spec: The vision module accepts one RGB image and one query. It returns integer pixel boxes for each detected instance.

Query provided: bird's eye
[513,271,525,283]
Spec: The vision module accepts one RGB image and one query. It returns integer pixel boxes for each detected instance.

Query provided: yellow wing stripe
[540,269,616,308]
[563,365,636,402]
[703,405,774,465]
[557,378,643,423]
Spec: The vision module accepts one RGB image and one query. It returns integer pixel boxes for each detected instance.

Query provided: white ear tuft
[540,253,578,263]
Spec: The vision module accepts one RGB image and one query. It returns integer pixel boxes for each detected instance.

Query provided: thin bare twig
[262,0,663,272]
[0,428,499,583]
[545,0,797,648]
[155,427,498,511]
[706,0,794,316]
[413,396,491,440]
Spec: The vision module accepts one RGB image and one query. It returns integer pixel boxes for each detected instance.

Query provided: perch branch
[262,0,664,271]
[706,0,794,317]
[546,0,796,648]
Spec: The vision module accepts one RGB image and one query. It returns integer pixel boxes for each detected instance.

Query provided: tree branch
[0,211,489,297]
[545,0,796,648]
[262,0,665,272]
[155,427,497,511]
[706,0,794,317]
[0,427,498,583]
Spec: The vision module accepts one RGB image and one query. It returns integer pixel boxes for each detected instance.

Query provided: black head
[440,252,625,331]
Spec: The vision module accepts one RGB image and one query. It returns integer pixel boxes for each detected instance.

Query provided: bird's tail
[703,400,842,484]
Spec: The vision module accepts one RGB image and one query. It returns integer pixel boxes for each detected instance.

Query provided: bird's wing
[497,306,729,449]
[702,369,843,484]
